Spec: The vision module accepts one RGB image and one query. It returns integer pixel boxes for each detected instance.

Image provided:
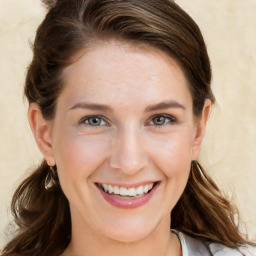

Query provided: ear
[28,103,55,166]
[191,99,211,160]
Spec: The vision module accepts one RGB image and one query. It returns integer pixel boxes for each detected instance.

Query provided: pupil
[89,117,100,125]
[154,116,165,125]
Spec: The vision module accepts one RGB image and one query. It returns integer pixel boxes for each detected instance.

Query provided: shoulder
[209,243,256,256]
[209,242,256,256]
[172,230,256,256]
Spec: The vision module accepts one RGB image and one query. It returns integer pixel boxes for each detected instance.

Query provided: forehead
[59,41,192,110]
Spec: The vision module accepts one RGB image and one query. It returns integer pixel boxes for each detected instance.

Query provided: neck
[63,213,181,256]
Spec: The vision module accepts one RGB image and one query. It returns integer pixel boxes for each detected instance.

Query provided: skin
[29,41,211,256]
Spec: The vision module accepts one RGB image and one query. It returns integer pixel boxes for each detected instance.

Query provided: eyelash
[78,114,178,128]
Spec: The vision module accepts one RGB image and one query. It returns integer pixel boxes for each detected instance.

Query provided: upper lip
[95,181,159,188]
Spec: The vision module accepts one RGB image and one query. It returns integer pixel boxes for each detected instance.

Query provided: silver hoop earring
[45,165,58,190]
[40,0,57,8]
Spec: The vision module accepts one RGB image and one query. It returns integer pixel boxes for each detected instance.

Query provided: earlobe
[192,99,211,160]
[28,103,55,165]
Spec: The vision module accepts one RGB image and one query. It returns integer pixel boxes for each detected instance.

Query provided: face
[30,41,210,243]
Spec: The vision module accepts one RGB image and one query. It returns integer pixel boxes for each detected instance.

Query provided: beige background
[0,0,255,249]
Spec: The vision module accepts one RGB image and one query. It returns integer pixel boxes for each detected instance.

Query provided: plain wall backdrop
[0,0,255,248]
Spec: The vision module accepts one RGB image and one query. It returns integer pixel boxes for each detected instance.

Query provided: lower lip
[96,183,159,209]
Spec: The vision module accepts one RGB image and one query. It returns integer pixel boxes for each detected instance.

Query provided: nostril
[109,153,147,175]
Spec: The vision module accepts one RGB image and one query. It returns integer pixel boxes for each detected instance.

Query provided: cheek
[149,131,193,208]
[53,132,111,183]
[148,131,193,207]
[149,130,194,177]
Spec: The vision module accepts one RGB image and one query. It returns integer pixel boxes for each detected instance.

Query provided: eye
[150,114,178,126]
[79,116,109,126]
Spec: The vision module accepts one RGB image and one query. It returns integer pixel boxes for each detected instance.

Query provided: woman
[1,0,255,255]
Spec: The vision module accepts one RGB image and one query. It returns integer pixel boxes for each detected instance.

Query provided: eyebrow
[69,102,112,111]
[69,100,186,112]
[145,100,186,112]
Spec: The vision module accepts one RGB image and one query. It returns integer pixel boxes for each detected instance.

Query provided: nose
[109,126,148,176]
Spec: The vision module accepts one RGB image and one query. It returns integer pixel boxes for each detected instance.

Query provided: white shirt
[172,230,256,256]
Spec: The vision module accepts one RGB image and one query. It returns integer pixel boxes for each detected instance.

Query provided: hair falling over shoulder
[171,161,248,247]
[1,0,252,255]
[1,161,71,256]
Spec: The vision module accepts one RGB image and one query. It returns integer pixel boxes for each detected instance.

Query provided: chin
[101,216,158,243]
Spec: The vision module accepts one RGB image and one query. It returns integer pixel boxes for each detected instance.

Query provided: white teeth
[128,187,136,197]
[120,187,129,196]
[102,184,108,192]
[136,186,144,195]
[144,185,149,193]
[113,186,119,195]
[108,185,114,194]
[99,182,155,197]
[148,183,154,190]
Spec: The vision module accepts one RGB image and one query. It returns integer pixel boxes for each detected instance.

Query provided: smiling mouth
[96,182,158,198]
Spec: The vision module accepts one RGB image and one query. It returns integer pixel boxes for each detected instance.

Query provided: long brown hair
[2,0,249,255]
